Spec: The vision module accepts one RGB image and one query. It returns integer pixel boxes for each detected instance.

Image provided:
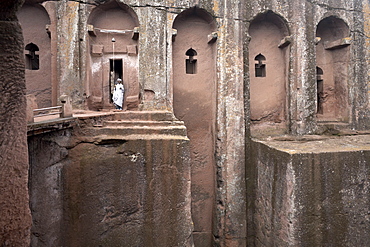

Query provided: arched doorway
[87,0,139,110]
[172,7,217,246]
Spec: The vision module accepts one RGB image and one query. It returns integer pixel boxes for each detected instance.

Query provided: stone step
[85,134,189,143]
[81,125,187,137]
[103,120,184,128]
[113,111,177,121]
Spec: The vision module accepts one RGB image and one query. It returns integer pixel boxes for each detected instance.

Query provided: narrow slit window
[25,43,39,70]
[316,66,324,114]
[255,53,266,77]
[185,48,197,74]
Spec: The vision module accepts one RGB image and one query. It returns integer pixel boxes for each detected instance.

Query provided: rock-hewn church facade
[1,0,369,246]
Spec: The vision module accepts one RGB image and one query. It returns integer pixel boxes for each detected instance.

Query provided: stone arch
[248,11,290,133]
[87,0,139,110]
[172,7,217,246]
[316,16,350,121]
[17,3,51,108]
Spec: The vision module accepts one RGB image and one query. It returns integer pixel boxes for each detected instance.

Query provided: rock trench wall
[28,121,192,247]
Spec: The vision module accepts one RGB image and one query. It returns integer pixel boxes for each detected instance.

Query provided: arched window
[255,53,266,77]
[25,43,39,70]
[185,48,197,74]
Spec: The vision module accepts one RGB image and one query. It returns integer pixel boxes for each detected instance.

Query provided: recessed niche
[316,16,350,121]
[248,11,289,127]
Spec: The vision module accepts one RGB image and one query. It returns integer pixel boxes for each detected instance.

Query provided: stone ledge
[254,134,370,154]
[27,117,77,136]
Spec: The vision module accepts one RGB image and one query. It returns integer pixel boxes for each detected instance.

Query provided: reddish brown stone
[0,0,32,246]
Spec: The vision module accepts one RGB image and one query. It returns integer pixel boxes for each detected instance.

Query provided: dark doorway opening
[110,59,123,102]
[316,66,324,114]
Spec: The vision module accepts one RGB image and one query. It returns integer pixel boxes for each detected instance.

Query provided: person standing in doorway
[113,78,124,110]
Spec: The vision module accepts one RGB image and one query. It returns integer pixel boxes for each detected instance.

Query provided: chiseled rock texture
[0,0,32,246]
[64,138,192,246]
[28,128,73,247]
[247,135,370,246]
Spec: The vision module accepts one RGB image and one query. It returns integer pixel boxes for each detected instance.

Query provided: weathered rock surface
[247,135,370,246]
[0,0,32,246]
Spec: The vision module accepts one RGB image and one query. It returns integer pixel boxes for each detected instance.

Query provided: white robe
[113,83,124,107]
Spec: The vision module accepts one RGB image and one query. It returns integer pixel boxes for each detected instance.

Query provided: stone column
[134,3,170,110]
[215,0,247,246]
[290,0,317,134]
[55,1,84,107]
[365,1,370,128]
[352,1,370,129]
[0,0,32,246]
